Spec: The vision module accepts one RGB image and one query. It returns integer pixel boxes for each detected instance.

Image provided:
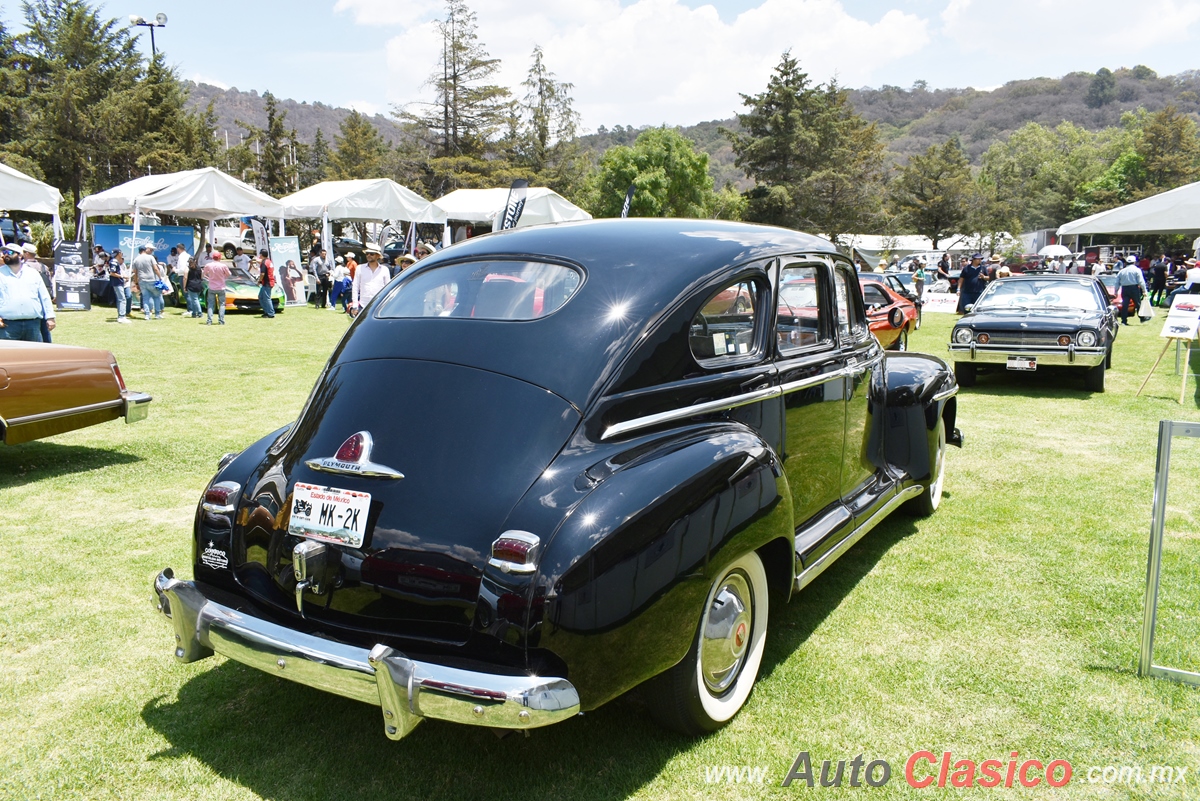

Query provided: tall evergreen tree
[1138,104,1200,190]
[329,111,390,180]
[887,138,974,249]
[15,0,143,211]
[300,128,333,187]
[518,45,583,194]
[726,52,884,240]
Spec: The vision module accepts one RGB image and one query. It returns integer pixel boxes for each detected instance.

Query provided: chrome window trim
[601,385,782,441]
[7,398,124,426]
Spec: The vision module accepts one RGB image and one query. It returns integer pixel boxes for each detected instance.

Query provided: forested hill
[186,82,410,147]
[186,65,1200,184]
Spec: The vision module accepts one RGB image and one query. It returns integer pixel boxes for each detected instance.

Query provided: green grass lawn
[3,302,1200,800]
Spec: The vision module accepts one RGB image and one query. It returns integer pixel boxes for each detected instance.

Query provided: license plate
[288,482,371,548]
[1007,356,1037,371]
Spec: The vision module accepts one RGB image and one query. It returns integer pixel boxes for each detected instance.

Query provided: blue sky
[5,0,1200,130]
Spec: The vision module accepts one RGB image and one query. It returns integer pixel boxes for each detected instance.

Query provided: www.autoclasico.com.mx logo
[701,751,1188,788]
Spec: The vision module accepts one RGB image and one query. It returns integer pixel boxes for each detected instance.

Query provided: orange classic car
[0,341,151,444]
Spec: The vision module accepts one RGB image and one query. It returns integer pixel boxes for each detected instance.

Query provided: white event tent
[0,162,64,242]
[1058,180,1200,238]
[432,187,591,233]
[77,167,286,249]
[279,178,445,255]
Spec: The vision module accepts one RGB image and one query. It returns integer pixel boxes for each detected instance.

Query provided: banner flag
[621,184,635,218]
[250,218,268,254]
[500,180,529,230]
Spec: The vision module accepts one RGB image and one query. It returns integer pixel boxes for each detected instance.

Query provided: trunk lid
[231,359,579,644]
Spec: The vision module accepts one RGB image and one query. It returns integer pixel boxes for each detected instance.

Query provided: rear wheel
[905,423,946,516]
[647,551,768,735]
[223,243,236,259]
[954,361,976,387]
[1085,361,1105,392]
[891,329,908,351]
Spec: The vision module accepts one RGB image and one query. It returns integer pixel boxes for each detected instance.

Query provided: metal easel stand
[1139,420,1200,685]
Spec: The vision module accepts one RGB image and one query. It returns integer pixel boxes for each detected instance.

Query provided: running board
[794,485,923,592]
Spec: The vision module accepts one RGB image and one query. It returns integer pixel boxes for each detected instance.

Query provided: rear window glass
[375,260,582,320]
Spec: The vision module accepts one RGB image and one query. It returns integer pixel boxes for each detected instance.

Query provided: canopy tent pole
[321,208,332,258]
[442,223,451,249]
[131,201,141,255]
[51,213,63,245]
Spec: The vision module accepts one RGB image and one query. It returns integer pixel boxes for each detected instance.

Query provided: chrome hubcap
[700,572,753,694]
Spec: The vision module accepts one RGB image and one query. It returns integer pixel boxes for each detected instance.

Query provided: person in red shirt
[257,248,276,318]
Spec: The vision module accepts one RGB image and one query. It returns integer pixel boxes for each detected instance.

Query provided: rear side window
[690,278,761,363]
[777,262,833,354]
[375,260,582,320]
[862,284,891,308]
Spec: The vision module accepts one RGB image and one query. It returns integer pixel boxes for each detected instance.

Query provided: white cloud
[363,0,930,128]
[345,99,383,116]
[190,73,230,90]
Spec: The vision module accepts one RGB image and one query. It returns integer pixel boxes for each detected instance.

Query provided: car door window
[777,263,832,355]
[833,267,866,340]
[690,278,761,363]
[862,284,890,309]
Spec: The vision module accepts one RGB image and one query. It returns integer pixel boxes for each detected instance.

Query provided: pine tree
[887,138,974,249]
[329,111,390,180]
[726,52,885,240]
[300,128,333,187]
[1138,105,1200,190]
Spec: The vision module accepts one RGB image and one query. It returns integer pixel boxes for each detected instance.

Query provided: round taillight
[977,333,990,344]
[335,433,366,462]
[1058,335,1072,346]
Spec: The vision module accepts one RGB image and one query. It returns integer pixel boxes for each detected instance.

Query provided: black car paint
[193,219,958,713]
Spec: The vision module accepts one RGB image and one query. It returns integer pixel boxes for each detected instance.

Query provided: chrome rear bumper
[152,568,580,740]
[123,391,152,423]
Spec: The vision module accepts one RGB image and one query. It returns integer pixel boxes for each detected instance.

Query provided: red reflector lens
[111,364,127,391]
[205,482,239,506]
[335,433,365,462]
[1058,335,1072,346]
[492,538,532,564]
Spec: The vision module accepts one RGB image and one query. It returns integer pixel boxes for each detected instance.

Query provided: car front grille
[980,333,1067,346]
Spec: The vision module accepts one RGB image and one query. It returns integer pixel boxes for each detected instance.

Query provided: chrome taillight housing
[203,481,241,514]
[489,531,541,574]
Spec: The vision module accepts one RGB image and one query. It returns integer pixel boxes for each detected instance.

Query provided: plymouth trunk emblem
[306,431,404,479]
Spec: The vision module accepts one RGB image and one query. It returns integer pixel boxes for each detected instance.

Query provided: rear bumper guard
[152,568,580,741]
[123,391,152,423]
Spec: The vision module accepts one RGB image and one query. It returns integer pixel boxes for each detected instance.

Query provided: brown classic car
[0,341,151,444]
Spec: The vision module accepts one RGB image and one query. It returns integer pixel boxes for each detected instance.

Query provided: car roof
[345,219,840,408]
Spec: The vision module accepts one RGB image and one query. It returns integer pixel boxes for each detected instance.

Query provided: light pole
[129,13,168,56]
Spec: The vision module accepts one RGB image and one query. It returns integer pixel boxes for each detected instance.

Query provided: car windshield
[975,279,1102,312]
[228,266,255,282]
[375,260,582,320]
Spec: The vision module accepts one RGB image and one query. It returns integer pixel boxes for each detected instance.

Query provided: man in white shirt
[351,244,390,315]
[232,246,250,274]
[1167,258,1200,307]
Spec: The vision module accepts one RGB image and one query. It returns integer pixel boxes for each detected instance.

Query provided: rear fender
[531,426,792,711]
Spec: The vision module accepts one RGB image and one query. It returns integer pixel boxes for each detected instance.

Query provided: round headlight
[953,327,974,344]
[1078,330,1097,347]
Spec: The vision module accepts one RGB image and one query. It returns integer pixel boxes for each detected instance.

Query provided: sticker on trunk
[289,482,371,548]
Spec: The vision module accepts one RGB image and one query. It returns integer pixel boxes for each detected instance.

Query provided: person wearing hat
[330,256,351,312]
[985,253,1003,280]
[1117,256,1148,324]
[393,253,417,278]
[415,242,435,260]
[257,248,276,318]
[108,249,131,324]
[131,244,164,320]
[0,247,55,341]
[957,253,988,313]
[351,244,390,315]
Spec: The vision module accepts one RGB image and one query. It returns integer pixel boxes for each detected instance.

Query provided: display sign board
[91,224,195,262]
[53,240,90,310]
[1161,295,1200,339]
[921,291,960,314]
[269,236,307,305]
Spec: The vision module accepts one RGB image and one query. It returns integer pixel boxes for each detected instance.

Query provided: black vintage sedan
[153,219,961,741]
[948,275,1118,392]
